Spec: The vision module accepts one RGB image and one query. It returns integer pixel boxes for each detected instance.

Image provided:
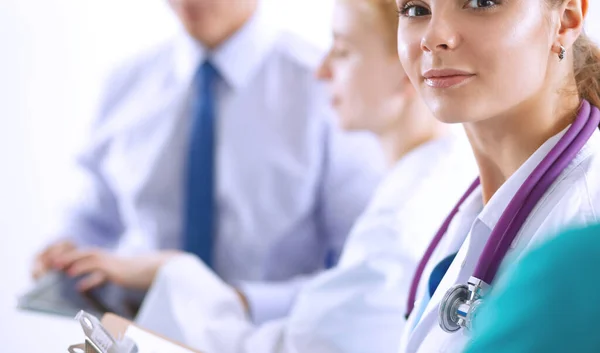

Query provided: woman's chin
[428,106,475,125]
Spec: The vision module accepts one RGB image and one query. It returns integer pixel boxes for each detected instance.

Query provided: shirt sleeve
[45,64,135,249]
[53,147,123,249]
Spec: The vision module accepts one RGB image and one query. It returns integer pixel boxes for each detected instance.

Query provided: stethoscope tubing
[479,102,599,282]
[405,100,599,319]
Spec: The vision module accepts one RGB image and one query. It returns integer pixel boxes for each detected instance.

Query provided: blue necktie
[183,61,219,267]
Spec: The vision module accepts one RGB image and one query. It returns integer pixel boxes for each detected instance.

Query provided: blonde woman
[131,0,477,352]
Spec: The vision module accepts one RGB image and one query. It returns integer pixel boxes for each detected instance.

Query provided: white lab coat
[399,128,600,353]
[135,131,479,353]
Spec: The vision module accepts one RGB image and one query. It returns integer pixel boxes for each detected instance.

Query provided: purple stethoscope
[405,99,600,333]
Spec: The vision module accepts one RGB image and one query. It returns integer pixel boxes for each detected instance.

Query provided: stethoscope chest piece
[438,284,469,332]
[438,277,488,333]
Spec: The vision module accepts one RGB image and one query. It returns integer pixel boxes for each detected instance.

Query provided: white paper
[125,325,196,353]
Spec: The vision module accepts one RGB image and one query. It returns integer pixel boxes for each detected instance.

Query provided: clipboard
[68,312,202,353]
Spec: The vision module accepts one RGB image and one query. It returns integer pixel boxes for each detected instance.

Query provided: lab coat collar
[172,2,280,90]
[476,126,570,232]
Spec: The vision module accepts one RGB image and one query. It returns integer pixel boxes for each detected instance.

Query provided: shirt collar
[477,125,571,230]
[172,3,280,90]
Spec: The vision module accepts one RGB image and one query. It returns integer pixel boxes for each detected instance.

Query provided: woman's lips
[422,69,475,89]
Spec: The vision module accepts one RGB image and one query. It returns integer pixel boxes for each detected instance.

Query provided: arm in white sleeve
[135,212,415,353]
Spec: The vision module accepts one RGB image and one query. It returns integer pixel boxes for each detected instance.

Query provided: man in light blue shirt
[32,0,384,323]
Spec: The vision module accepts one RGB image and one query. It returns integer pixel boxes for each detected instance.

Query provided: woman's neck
[465,93,581,204]
[379,102,450,167]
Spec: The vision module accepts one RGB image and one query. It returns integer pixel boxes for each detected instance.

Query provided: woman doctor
[395,0,600,352]
[130,0,476,352]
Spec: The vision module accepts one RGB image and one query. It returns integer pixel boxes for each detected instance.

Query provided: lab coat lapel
[404,240,469,352]
[405,220,493,353]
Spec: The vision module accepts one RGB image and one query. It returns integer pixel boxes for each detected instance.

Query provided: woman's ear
[554,0,586,51]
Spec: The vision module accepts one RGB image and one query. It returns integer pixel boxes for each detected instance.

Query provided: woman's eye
[464,0,499,9]
[398,3,431,17]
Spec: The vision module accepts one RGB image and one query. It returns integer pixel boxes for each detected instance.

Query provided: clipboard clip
[68,310,138,353]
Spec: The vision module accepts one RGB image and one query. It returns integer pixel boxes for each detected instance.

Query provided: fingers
[44,241,76,262]
[61,251,132,289]
[56,250,135,289]
[66,253,105,278]
[77,271,107,292]
[54,249,98,271]
[57,250,115,291]
[38,248,181,290]
[32,240,76,279]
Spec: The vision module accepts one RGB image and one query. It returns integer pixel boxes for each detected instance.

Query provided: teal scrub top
[464,223,600,353]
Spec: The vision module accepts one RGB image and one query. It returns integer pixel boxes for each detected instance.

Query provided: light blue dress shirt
[50,4,384,323]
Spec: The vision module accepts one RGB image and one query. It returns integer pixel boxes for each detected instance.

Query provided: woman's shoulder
[550,129,600,214]
[517,145,600,253]
[569,129,600,215]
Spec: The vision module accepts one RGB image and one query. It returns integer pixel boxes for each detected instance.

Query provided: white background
[0,0,598,350]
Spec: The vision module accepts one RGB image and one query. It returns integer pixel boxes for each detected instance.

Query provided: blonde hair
[344,0,399,54]
[546,0,600,108]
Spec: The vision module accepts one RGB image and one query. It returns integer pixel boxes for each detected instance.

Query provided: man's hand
[32,239,77,280]
[52,248,182,292]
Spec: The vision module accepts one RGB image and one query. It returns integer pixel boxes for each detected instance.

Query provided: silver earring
[558,45,566,61]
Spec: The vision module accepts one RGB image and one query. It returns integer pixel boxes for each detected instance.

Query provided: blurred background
[0,0,335,342]
[0,0,598,347]
[0,1,335,273]
[0,0,335,257]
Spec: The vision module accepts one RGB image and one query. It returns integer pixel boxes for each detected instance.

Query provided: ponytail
[573,33,600,109]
